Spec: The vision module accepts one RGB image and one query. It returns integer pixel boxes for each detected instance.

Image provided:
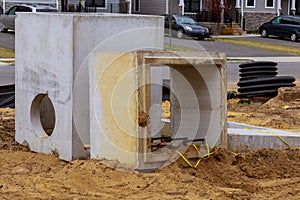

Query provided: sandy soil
[0,85,300,199]
[228,86,300,132]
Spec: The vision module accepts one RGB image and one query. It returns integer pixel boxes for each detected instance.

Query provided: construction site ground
[0,86,300,199]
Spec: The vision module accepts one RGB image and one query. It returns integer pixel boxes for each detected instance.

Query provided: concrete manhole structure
[89,51,227,171]
[15,13,164,161]
[15,12,227,171]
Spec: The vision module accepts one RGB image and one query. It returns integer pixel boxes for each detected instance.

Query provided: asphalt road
[1,32,300,87]
[164,36,295,57]
[0,32,300,57]
[1,32,299,56]
[233,35,300,49]
[0,31,15,50]
[165,35,300,88]
[0,32,15,86]
[0,64,14,85]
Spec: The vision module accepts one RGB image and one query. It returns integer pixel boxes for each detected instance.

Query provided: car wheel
[177,28,184,39]
[290,33,298,42]
[261,29,268,38]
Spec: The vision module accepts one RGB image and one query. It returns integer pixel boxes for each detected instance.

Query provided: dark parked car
[164,15,210,40]
[259,15,300,42]
[0,4,58,32]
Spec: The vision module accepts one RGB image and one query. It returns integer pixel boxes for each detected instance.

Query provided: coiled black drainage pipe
[237,61,296,99]
[0,84,15,108]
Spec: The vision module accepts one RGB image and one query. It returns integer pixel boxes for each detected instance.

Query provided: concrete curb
[0,58,15,62]
[212,34,260,38]
[228,56,300,63]
[0,58,15,66]
[228,122,300,152]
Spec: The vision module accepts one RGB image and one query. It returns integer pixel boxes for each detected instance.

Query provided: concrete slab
[228,122,300,152]
[228,57,300,63]
[0,58,15,63]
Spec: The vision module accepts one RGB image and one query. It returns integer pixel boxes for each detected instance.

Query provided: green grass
[0,47,15,58]
[164,44,196,52]
[215,38,300,56]
[226,58,252,62]
[246,30,259,34]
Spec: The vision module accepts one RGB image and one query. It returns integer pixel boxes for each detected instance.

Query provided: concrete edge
[228,56,300,63]
[228,122,300,135]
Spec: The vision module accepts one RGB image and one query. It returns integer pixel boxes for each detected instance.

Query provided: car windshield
[176,16,196,25]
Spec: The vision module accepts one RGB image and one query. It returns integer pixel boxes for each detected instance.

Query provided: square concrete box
[89,51,227,170]
[15,13,164,161]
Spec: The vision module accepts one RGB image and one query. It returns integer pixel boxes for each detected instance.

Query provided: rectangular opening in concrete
[90,51,226,170]
[149,66,171,149]
[137,51,227,169]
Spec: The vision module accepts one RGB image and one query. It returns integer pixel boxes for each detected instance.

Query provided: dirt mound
[167,148,300,182]
[228,86,300,132]
[0,147,299,199]
[0,105,300,199]
[161,148,300,199]
[0,150,221,200]
[0,108,29,151]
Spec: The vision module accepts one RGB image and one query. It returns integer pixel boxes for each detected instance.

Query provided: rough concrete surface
[89,51,226,169]
[15,13,164,161]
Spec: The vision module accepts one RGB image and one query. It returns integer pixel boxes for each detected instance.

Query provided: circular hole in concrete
[30,94,56,137]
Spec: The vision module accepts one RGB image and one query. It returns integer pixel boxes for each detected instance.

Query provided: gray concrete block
[228,122,300,152]
[15,13,164,161]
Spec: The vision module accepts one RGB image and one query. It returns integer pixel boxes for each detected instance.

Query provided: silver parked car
[0,4,57,32]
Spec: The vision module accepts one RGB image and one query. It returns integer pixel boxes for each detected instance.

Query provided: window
[85,0,105,7]
[246,0,255,8]
[134,0,140,12]
[176,16,196,24]
[288,17,300,25]
[7,6,17,15]
[16,6,32,12]
[171,16,176,23]
[265,0,274,8]
[271,17,281,24]
[280,18,291,24]
[184,0,200,13]
[164,15,169,21]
